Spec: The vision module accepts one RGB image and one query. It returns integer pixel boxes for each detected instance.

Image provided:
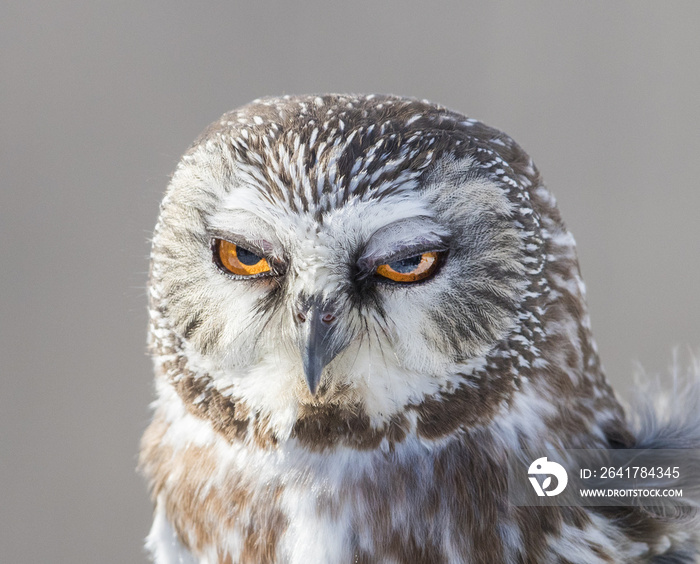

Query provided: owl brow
[357,217,450,272]
[207,206,282,243]
[207,229,278,259]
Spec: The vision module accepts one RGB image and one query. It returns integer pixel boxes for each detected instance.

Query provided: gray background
[2,2,699,562]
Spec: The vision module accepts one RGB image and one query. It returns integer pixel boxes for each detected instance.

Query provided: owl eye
[375,251,441,283]
[214,239,271,277]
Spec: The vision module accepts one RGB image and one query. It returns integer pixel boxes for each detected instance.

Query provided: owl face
[151,95,536,426]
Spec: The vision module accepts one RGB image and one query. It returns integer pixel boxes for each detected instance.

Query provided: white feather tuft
[623,351,700,523]
[626,351,700,451]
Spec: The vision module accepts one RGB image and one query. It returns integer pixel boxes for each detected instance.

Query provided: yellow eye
[214,239,271,276]
[376,251,441,283]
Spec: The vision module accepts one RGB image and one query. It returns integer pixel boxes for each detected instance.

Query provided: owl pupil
[236,247,261,266]
[389,255,422,273]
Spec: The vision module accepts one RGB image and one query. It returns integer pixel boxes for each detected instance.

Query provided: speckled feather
[141,94,700,563]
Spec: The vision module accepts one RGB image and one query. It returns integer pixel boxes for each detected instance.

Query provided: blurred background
[1,2,699,562]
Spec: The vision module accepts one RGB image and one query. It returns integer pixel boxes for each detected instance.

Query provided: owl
[140,94,700,563]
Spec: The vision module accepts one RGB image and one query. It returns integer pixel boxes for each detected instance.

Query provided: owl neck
[151,343,626,456]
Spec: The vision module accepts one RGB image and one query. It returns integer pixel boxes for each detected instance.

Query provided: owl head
[149,94,622,447]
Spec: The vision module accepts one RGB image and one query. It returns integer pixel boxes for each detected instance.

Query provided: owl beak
[298,303,342,396]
